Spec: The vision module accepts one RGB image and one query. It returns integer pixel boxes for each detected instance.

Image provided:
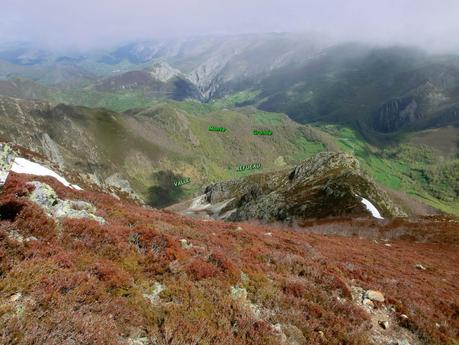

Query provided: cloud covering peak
[1,0,459,52]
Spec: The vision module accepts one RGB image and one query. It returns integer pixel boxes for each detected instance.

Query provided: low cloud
[1,0,458,52]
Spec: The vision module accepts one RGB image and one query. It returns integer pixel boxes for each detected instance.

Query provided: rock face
[373,98,423,133]
[372,80,455,133]
[185,152,405,222]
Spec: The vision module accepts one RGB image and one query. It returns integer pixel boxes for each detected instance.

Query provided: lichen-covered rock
[231,286,248,300]
[231,285,262,318]
[105,173,142,201]
[0,143,15,190]
[28,181,105,224]
[53,200,105,224]
[143,282,165,304]
[194,152,406,222]
[28,181,59,212]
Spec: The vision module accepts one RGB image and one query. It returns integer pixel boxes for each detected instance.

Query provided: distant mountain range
[1,36,459,137]
[0,34,458,215]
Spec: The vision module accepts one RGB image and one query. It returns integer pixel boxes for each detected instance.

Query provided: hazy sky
[1,0,459,52]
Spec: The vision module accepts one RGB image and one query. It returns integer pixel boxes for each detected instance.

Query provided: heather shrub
[187,258,219,280]
[1,173,35,197]
[283,278,306,298]
[208,250,239,281]
[90,259,132,290]
[13,201,57,239]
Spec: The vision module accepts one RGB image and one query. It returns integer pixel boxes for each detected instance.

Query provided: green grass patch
[319,124,459,216]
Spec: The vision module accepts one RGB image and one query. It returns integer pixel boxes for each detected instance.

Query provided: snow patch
[11,157,82,190]
[361,197,383,219]
[189,194,211,211]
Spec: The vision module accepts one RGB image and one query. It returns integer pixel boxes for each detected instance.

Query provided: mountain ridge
[175,152,406,223]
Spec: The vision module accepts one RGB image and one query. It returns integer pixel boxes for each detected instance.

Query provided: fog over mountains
[2,0,459,52]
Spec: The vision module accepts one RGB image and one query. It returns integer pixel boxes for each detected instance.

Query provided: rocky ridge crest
[184,152,406,222]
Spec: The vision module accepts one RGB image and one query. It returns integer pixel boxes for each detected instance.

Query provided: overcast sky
[1,0,459,52]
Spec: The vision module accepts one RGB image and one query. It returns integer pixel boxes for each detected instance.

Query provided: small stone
[180,239,192,249]
[264,232,272,236]
[272,323,282,333]
[236,226,243,231]
[9,292,22,302]
[318,331,324,337]
[25,236,38,242]
[8,230,24,243]
[168,260,181,274]
[363,298,374,308]
[231,286,248,301]
[365,290,385,302]
[415,263,427,270]
[378,320,389,329]
[400,314,408,320]
[272,323,287,342]
[143,282,165,304]
[435,323,440,328]
[127,337,150,345]
[384,243,392,247]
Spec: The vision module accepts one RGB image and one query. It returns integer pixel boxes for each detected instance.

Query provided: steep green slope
[318,124,459,215]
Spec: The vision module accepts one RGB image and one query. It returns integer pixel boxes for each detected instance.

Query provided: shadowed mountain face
[252,46,459,135]
[93,63,202,101]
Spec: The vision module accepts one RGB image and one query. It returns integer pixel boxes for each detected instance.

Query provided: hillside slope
[1,94,458,215]
[0,96,334,206]
[0,147,458,345]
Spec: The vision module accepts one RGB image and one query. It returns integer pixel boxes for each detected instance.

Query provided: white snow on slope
[10,157,82,190]
[189,194,211,211]
[361,197,383,219]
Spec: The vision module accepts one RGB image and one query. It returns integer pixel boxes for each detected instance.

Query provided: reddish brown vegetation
[0,171,458,344]
[283,279,307,298]
[187,258,219,280]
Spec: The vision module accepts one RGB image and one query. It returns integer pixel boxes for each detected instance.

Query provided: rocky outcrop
[183,152,405,222]
[28,181,105,224]
[147,61,181,82]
